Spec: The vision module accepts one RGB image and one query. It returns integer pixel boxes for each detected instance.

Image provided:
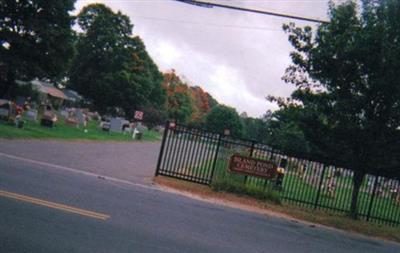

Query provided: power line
[133,15,281,32]
[174,0,329,24]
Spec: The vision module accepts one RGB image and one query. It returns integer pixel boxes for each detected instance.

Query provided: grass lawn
[0,119,162,142]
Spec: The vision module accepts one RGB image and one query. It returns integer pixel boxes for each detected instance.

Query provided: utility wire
[175,0,329,24]
[134,15,281,31]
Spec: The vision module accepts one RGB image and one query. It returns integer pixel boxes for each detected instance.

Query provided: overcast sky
[75,0,333,117]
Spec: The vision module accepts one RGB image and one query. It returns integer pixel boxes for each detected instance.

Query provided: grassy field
[0,118,162,142]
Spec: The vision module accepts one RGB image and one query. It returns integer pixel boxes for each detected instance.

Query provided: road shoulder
[154,176,400,244]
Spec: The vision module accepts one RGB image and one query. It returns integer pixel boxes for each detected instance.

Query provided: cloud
[75,0,329,117]
[153,40,183,66]
[143,38,272,116]
[73,0,102,13]
[208,65,278,116]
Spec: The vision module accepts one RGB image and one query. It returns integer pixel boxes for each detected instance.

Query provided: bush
[211,177,281,205]
[140,107,168,129]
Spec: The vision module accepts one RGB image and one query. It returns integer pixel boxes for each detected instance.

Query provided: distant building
[63,89,83,107]
[16,80,82,108]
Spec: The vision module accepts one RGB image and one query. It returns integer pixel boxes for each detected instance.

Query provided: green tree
[275,0,400,218]
[131,37,166,110]
[265,107,310,156]
[0,0,76,97]
[168,91,193,123]
[205,105,243,137]
[69,4,165,117]
[240,114,269,143]
[206,92,218,109]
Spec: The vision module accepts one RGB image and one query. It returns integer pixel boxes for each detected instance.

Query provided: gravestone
[60,109,69,119]
[76,109,86,127]
[136,122,148,132]
[25,109,38,121]
[110,117,129,133]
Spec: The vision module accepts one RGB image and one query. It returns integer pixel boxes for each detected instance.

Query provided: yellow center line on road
[0,190,110,221]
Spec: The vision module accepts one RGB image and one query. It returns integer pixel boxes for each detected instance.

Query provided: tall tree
[69,4,165,117]
[274,0,400,218]
[240,113,273,144]
[205,105,243,138]
[0,0,76,97]
[131,37,166,110]
[163,70,194,123]
[190,86,213,123]
[206,93,218,109]
[264,106,310,155]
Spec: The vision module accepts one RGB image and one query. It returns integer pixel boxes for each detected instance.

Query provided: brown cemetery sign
[228,154,277,179]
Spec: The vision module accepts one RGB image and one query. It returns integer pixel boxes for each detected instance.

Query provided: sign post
[134,110,143,121]
[223,129,230,136]
[133,110,144,140]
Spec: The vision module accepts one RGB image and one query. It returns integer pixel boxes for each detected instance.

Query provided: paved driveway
[0,140,161,184]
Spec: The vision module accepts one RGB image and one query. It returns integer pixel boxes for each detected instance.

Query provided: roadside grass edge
[154,176,400,244]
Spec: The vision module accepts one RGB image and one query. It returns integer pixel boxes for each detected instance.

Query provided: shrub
[211,177,281,205]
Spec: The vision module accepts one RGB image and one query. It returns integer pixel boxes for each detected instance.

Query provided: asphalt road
[1,151,399,252]
[0,139,160,184]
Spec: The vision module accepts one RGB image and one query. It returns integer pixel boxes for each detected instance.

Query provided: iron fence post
[314,165,327,209]
[263,148,275,190]
[366,173,379,221]
[155,121,169,177]
[244,141,256,185]
[209,133,222,184]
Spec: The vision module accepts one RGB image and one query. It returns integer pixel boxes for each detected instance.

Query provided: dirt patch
[154,176,296,220]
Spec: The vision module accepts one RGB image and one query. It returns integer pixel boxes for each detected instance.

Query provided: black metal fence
[155,122,400,226]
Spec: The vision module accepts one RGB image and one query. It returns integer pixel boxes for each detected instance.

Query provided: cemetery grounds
[0,118,161,142]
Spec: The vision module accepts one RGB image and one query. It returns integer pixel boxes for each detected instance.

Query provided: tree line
[0,1,269,138]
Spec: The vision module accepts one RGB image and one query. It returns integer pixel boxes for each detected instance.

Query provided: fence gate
[156,122,220,185]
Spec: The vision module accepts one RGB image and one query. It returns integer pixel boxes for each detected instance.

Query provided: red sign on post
[169,121,176,129]
[134,110,143,120]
